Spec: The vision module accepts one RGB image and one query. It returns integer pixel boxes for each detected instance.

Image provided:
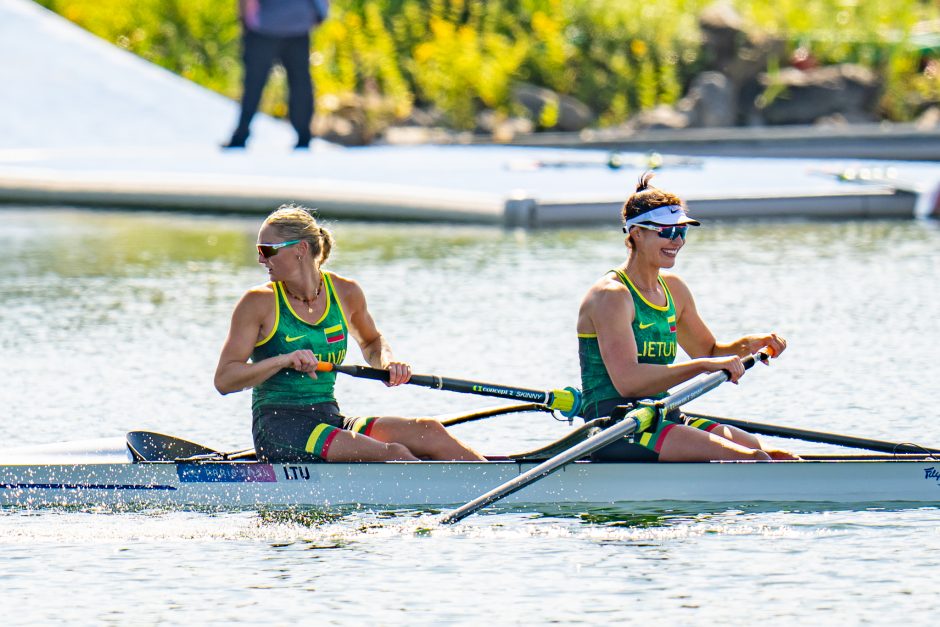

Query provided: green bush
[34,0,940,128]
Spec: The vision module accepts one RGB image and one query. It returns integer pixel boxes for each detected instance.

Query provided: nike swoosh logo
[638,322,655,329]
[285,335,307,343]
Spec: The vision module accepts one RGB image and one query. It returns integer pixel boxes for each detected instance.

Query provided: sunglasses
[631,224,689,240]
[257,239,301,258]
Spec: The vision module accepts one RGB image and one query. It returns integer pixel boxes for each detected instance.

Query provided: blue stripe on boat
[0,483,177,491]
[177,464,277,483]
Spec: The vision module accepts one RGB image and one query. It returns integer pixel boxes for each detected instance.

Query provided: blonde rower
[215,205,484,462]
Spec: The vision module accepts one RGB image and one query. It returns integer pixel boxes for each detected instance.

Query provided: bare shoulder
[236,282,275,315]
[324,271,366,309]
[578,271,633,333]
[243,281,275,300]
[584,272,630,306]
[661,272,692,297]
[325,271,363,297]
[661,272,696,312]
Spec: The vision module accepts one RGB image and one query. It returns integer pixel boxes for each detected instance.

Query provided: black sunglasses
[631,224,689,240]
[257,239,301,258]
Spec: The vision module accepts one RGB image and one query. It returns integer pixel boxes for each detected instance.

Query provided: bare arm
[333,275,412,386]
[213,287,319,394]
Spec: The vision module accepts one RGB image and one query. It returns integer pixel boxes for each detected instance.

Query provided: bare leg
[659,424,772,462]
[323,430,419,462]
[368,417,486,461]
[708,424,801,460]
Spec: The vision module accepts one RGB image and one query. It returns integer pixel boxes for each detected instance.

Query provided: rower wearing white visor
[576,172,798,461]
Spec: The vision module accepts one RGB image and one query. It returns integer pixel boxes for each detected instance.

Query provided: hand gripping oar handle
[315,362,582,417]
[439,350,772,524]
[657,349,770,414]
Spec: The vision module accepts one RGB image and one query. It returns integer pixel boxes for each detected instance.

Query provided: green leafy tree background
[36,0,940,130]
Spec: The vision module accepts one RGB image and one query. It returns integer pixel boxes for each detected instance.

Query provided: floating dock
[500,123,940,161]
[2,144,939,227]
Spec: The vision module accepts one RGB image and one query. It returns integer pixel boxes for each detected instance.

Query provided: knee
[753,449,772,461]
[712,425,735,440]
[385,442,415,460]
[415,418,447,435]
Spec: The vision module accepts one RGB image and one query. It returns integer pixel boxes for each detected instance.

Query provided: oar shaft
[439,407,653,524]
[439,404,549,427]
[440,351,770,524]
[689,414,940,454]
[413,374,551,405]
[317,363,578,414]
[661,351,766,413]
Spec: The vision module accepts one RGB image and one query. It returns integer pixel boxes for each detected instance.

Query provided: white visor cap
[623,204,701,230]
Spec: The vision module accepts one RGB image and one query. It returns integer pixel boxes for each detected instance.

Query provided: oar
[438,403,551,427]
[440,350,772,524]
[126,431,221,462]
[685,412,940,454]
[315,362,581,417]
[126,432,260,463]
[505,151,704,172]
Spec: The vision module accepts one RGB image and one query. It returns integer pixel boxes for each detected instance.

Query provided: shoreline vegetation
[36,0,940,146]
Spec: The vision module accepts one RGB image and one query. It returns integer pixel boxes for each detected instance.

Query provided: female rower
[576,173,798,462]
[215,204,485,462]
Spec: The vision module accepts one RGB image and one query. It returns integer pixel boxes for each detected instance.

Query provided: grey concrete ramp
[0,0,294,149]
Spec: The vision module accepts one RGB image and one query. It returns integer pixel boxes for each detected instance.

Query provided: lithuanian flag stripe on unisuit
[305,423,340,458]
[350,417,378,437]
[686,417,720,432]
[667,314,676,333]
[637,422,678,453]
[324,323,345,344]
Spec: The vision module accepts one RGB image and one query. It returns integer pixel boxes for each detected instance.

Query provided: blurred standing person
[224,0,329,149]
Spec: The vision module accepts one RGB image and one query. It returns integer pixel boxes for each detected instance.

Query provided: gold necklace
[625,270,660,295]
[284,274,323,314]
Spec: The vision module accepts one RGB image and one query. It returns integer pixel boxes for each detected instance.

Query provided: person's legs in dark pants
[226,30,280,148]
[279,33,314,148]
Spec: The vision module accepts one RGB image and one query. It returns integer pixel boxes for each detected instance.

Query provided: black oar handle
[738,350,770,373]
[746,350,771,367]
[318,363,581,415]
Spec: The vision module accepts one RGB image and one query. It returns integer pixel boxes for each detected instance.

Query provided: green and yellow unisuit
[578,269,718,460]
[250,273,377,462]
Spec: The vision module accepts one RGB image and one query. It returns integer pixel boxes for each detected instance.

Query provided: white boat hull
[1,458,939,509]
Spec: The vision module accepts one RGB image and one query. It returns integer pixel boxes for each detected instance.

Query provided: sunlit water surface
[1,208,939,623]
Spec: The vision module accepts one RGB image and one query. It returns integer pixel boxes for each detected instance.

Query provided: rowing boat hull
[1,458,938,509]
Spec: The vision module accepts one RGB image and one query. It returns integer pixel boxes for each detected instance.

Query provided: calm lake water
[1,207,939,623]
